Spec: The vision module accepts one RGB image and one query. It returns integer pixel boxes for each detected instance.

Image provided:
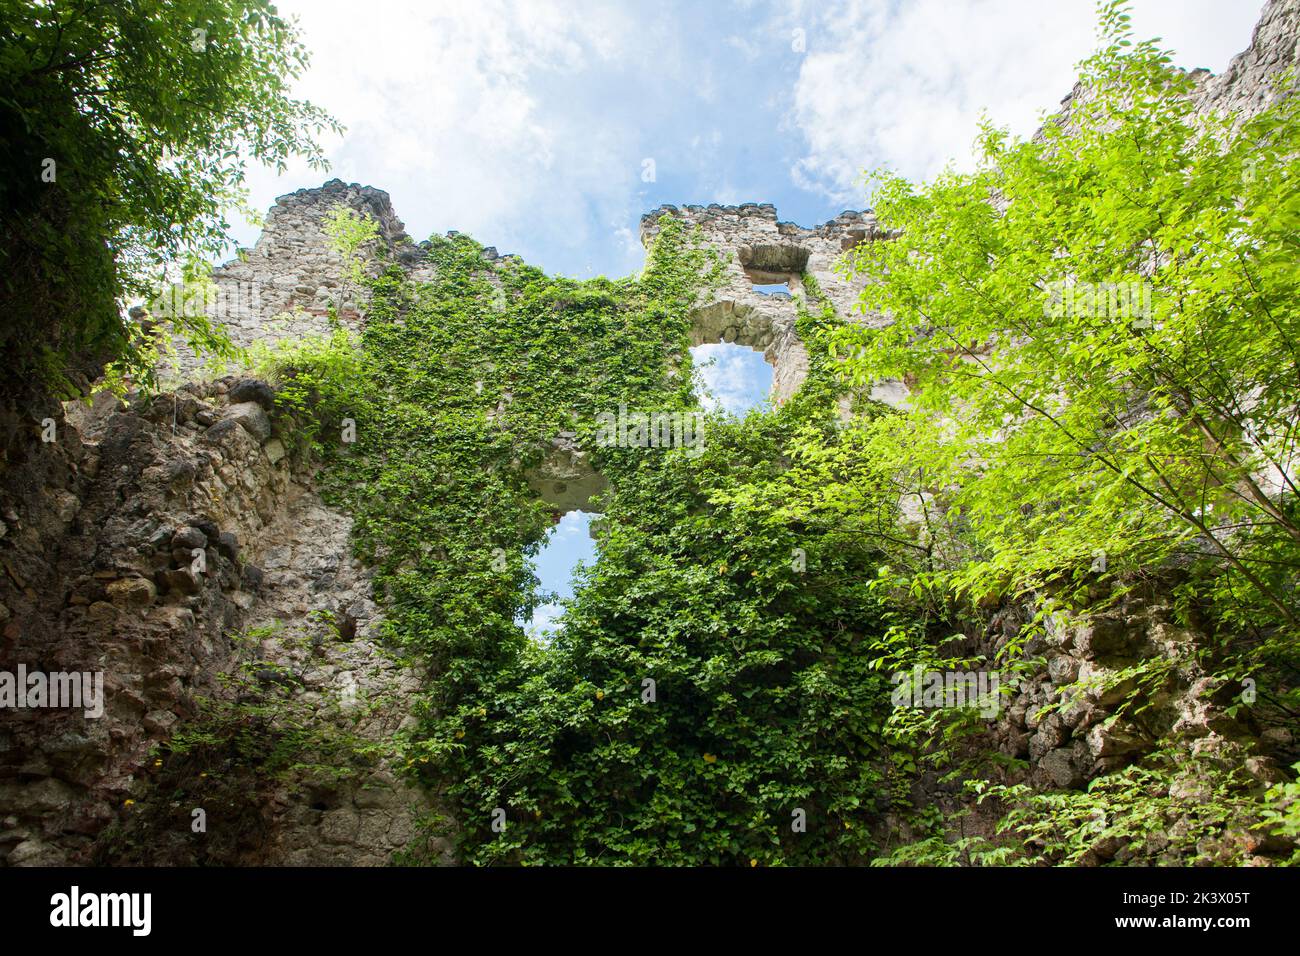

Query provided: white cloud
[236,0,647,274]
[692,343,773,416]
[785,0,1265,204]
[726,34,763,60]
[222,0,1269,275]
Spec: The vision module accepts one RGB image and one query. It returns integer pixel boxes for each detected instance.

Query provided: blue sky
[527,510,599,639]
[236,0,1266,280]
[231,0,1266,632]
[692,343,774,416]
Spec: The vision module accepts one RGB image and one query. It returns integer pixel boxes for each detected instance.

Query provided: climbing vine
[252,216,938,864]
[248,12,1300,863]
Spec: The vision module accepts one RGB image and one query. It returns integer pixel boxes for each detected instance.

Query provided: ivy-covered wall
[244,214,916,865]
[231,185,1292,864]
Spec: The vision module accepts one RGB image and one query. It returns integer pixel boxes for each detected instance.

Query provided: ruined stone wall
[0,380,444,865]
[1194,0,1300,121]
[3,0,1297,868]
[161,179,429,382]
[623,0,1299,857]
[638,203,894,406]
[878,581,1297,865]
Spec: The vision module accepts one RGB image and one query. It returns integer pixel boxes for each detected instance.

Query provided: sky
[232,0,1268,631]
[527,510,599,639]
[236,0,1267,281]
[691,343,775,416]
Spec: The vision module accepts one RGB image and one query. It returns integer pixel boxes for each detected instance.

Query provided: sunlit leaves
[831,16,1300,645]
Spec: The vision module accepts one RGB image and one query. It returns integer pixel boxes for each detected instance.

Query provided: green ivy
[253,216,927,865]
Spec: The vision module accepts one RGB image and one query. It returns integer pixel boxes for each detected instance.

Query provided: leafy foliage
[256,218,926,864]
[0,0,339,400]
[830,5,1300,682]
[966,749,1274,866]
[810,3,1300,863]
[322,204,380,314]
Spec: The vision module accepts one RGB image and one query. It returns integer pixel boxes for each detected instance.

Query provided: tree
[0,0,341,402]
[829,3,1300,664]
[322,203,380,318]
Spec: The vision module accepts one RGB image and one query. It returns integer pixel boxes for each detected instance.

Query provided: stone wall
[639,203,891,405]
[161,179,428,382]
[1194,0,1300,121]
[880,581,1297,865]
[0,379,445,865]
[3,0,1297,868]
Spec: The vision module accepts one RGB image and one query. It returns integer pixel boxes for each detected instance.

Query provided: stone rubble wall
[160,179,428,383]
[875,582,1297,865]
[0,378,446,865]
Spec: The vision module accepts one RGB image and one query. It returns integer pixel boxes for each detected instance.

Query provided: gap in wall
[691,342,773,417]
[524,510,599,641]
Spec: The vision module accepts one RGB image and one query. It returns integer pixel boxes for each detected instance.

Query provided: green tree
[0,0,340,401]
[830,4,1300,668]
[322,203,380,318]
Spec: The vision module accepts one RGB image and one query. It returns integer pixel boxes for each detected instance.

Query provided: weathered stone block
[106,576,157,608]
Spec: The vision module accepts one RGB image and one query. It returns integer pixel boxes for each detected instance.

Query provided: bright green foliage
[830,6,1300,667]
[810,3,1300,863]
[1263,764,1300,864]
[0,0,339,400]
[323,204,380,313]
[445,415,897,865]
[967,748,1271,866]
[259,220,920,864]
[249,326,368,455]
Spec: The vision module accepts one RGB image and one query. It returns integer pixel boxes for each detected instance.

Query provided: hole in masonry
[738,242,810,277]
[691,342,773,417]
[749,282,791,297]
[524,510,599,641]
